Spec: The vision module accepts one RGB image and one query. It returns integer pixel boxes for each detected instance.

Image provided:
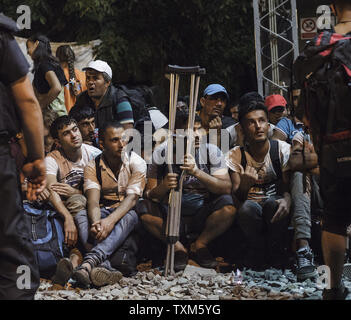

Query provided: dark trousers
[236,196,289,265]
[0,145,39,300]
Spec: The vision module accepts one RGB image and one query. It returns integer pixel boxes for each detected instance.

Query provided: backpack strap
[95,154,102,186]
[240,146,247,170]
[269,139,282,180]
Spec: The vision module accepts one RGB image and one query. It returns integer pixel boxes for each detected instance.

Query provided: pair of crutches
[164,65,206,276]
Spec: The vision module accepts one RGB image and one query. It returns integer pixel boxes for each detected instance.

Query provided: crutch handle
[198,68,206,75]
[166,65,202,74]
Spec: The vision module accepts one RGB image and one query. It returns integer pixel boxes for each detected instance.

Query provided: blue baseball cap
[203,84,229,100]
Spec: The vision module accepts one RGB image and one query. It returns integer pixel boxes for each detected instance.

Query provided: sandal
[72,264,92,287]
[90,267,123,287]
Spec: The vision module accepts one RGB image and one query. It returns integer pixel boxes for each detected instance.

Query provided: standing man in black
[294,0,351,299]
[0,13,46,299]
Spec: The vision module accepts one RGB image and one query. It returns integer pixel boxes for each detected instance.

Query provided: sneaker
[191,247,217,269]
[323,284,349,300]
[343,263,351,281]
[90,267,123,287]
[52,258,73,286]
[72,265,92,287]
[296,246,317,282]
[174,250,188,272]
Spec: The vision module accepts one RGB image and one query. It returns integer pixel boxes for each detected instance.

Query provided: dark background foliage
[1,0,258,109]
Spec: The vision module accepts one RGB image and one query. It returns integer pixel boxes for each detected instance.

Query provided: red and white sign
[301,17,317,40]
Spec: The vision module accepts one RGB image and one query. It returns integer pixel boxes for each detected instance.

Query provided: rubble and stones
[35,264,351,300]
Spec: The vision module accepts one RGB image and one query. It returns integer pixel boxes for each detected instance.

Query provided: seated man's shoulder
[225,146,241,163]
[129,151,147,167]
[82,143,102,158]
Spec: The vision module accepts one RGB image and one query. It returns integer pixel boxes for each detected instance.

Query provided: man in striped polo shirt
[73,60,134,130]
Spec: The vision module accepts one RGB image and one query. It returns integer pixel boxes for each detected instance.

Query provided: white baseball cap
[83,60,112,79]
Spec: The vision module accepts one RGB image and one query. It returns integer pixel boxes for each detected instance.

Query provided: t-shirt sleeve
[83,160,101,192]
[226,124,237,148]
[126,153,147,196]
[279,140,291,172]
[208,144,228,176]
[225,146,243,174]
[116,99,134,124]
[39,61,55,74]
[45,156,59,177]
[275,118,290,138]
[0,33,29,85]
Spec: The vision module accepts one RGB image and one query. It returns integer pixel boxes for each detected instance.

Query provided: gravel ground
[34,263,351,300]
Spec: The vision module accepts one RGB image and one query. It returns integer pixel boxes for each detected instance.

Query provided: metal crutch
[164,65,206,277]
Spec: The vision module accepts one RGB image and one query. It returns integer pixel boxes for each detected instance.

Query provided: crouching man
[140,110,236,270]
[40,116,101,285]
[226,99,292,269]
[72,121,146,287]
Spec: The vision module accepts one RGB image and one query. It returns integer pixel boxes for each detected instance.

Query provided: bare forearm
[109,194,138,225]
[193,169,231,194]
[87,199,101,224]
[283,192,291,208]
[40,88,61,107]
[12,77,44,161]
[147,183,169,201]
[49,190,72,221]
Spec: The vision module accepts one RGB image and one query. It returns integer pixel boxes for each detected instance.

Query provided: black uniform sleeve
[0,32,29,86]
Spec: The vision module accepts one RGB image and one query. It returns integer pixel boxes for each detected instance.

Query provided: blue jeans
[74,207,138,268]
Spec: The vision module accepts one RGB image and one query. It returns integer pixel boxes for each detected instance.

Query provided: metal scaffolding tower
[253,0,299,97]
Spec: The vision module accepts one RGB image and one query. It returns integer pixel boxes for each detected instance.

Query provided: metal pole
[253,0,264,96]
[253,0,299,96]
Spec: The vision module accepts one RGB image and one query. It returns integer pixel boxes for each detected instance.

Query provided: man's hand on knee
[271,198,290,223]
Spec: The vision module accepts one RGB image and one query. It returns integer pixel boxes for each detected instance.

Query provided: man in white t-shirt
[37,116,101,284]
[226,99,291,269]
[226,92,275,149]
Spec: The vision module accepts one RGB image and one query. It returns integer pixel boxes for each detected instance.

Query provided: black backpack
[94,154,139,276]
[294,30,351,178]
[294,30,351,148]
[116,85,152,123]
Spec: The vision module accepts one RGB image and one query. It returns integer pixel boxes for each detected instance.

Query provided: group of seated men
[29,59,322,288]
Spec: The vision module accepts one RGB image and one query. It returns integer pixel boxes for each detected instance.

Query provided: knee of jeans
[122,210,139,229]
[237,201,262,223]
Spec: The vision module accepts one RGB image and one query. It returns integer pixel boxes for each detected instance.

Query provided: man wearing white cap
[73,60,134,130]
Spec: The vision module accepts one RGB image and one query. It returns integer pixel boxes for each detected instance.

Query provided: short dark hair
[239,92,264,109]
[50,115,77,140]
[99,121,124,142]
[69,105,95,123]
[174,109,189,130]
[238,99,268,124]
